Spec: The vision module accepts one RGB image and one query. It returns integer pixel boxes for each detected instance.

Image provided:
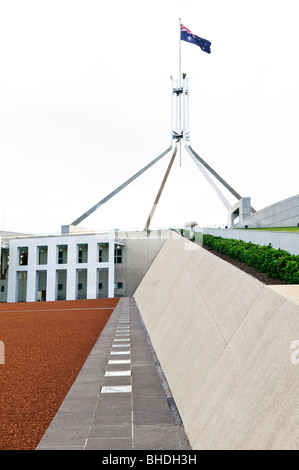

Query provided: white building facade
[0,229,168,303]
[2,231,116,303]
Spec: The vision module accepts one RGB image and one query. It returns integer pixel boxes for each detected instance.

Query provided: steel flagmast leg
[181,74,254,210]
[71,144,174,226]
[144,143,179,231]
[71,75,179,227]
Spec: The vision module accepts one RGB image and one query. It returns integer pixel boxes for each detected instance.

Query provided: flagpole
[179,17,182,165]
[179,18,181,88]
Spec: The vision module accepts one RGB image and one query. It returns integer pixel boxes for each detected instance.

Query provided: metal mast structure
[69,20,258,231]
[70,72,252,230]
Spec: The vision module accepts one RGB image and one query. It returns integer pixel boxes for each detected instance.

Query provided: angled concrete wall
[134,232,299,450]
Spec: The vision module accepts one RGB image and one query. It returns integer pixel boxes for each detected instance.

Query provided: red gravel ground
[0,298,119,450]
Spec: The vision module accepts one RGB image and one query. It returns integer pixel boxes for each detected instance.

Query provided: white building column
[7,243,17,303]
[26,244,37,302]
[87,238,97,299]
[66,241,76,300]
[46,243,57,301]
[65,268,75,300]
[108,230,115,298]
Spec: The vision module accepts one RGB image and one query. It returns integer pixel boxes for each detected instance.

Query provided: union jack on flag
[181,24,211,54]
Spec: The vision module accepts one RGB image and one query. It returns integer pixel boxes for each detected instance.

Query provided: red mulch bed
[0,298,119,450]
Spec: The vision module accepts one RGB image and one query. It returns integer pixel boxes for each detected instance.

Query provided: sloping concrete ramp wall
[134,232,299,450]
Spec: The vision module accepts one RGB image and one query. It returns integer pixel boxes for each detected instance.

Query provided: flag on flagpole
[181,24,211,54]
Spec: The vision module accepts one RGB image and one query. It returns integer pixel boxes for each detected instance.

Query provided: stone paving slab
[36,297,190,450]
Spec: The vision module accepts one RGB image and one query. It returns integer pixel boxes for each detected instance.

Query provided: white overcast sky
[1,0,299,234]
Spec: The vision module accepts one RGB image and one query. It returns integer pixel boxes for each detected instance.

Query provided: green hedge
[202,234,299,284]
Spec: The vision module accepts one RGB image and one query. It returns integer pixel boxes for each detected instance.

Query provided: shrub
[202,234,299,284]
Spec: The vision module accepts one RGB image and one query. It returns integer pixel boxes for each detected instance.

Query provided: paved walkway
[37,297,190,450]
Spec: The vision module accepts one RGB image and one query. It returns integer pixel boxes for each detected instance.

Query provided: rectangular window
[37,270,47,302]
[97,268,108,299]
[114,247,122,264]
[56,270,67,301]
[117,282,123,289]
[19,247,28,266]
[57,245,68,264]
[1,248,9,279]
[77,269,87,300]
[98,243,109,263]
[77,244,88,263]
[37,246,48,265]
[17,271,27,302]
[0,286,5,293]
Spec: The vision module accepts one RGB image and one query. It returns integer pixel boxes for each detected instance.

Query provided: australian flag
[181,24,211,54]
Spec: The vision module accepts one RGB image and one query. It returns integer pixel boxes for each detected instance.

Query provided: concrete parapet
[134,233,299,449]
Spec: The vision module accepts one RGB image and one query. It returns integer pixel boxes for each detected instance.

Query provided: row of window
[10,268,124,302]
[18,245,123,266]
[56,282,123,291]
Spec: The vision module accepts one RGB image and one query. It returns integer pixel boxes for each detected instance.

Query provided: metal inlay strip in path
[37,297,190,450]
